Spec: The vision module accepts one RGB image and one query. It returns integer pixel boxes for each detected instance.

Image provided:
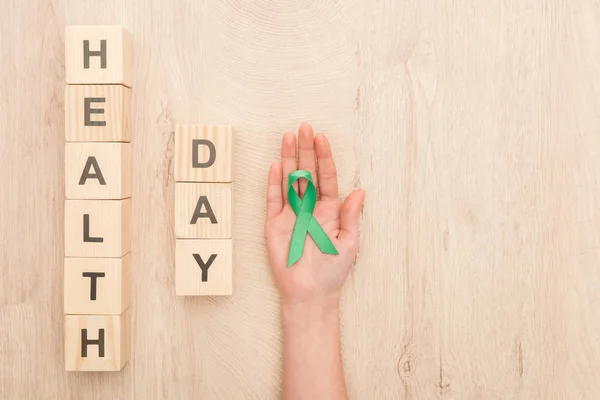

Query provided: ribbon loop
[287,170,338,267]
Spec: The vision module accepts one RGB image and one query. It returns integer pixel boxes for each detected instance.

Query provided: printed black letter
[83,39,107,69]
[82,272,106,301]
[192,254,217,282]
[79,156,106,185]
[83,214,104,243]
[190,196,217,224]
[192,139,216,168]
[84,98,106,126]
[81,328,105,357]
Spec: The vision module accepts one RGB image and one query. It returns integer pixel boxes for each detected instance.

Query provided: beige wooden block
[65,199,131,257]
[174,125,233,182]
[64,311,130,371]
[65,85,131,142]
[64,254,130,315]
[176,239,233,296]
[175,183,232,239]
[66,143,131,199]
[65,26,132,86]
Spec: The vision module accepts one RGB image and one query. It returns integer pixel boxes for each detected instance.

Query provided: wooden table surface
[2,1,600,398]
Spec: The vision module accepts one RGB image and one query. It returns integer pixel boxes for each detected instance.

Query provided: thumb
[338,189,365,245]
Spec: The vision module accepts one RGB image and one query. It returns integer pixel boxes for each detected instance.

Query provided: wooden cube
[64,311,130,371]
[65,199,131,257]
[175,183,232,239]
[65,85,132,142]
[65,143,131,200]
[174,125,233,182]
[176,239,233,296]
[65,26,132,86]
[64,254,130,315]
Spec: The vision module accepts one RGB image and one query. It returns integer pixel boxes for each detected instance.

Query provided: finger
[266,162,283,220]
[281,132,297,201]
[315,133,339,201]
[338,189,366,245]
[297,123,317,198]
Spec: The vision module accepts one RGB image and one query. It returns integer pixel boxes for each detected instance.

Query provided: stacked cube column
[174,125,234,296]
[63,25,132,372]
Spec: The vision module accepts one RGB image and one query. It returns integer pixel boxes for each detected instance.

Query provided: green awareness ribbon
[287,170,338,267]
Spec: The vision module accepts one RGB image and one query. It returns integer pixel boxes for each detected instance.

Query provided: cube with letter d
[174,125,233,183]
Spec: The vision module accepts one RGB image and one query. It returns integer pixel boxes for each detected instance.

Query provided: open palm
[264,123,365,302]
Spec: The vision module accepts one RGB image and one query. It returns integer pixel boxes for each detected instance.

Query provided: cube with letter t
[64,254,130,315]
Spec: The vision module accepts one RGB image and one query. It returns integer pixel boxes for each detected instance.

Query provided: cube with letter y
[176,239,233,296]
[65,26,132,86]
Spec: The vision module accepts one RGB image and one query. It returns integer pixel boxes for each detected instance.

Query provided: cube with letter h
[64,25,132,372]
[174,125,234,296]
[65,25,132,87]
[64,311,130,372]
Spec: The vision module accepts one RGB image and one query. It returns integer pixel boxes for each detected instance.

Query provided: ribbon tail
[287,245,302,267]
[287,211,313,267]
[307,217,339,255]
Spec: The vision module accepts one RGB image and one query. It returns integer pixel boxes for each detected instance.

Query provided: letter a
[190,196,217,224]
[79,156,106,185]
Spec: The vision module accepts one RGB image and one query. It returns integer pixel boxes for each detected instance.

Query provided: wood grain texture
[65,142,131,199]
[64,311,130,371]
[2,0,600,398]
[64,254,131,315]
[65,25,132,86]
[65,84,132,142]
[176,239,233,296]
[174,125,233,183]
[175,182,233,239]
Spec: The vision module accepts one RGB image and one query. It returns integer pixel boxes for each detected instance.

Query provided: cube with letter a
[174,182,232,239]
[65,142,131,199]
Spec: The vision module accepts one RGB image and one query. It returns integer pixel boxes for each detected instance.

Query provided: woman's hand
[264,123,365,305]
